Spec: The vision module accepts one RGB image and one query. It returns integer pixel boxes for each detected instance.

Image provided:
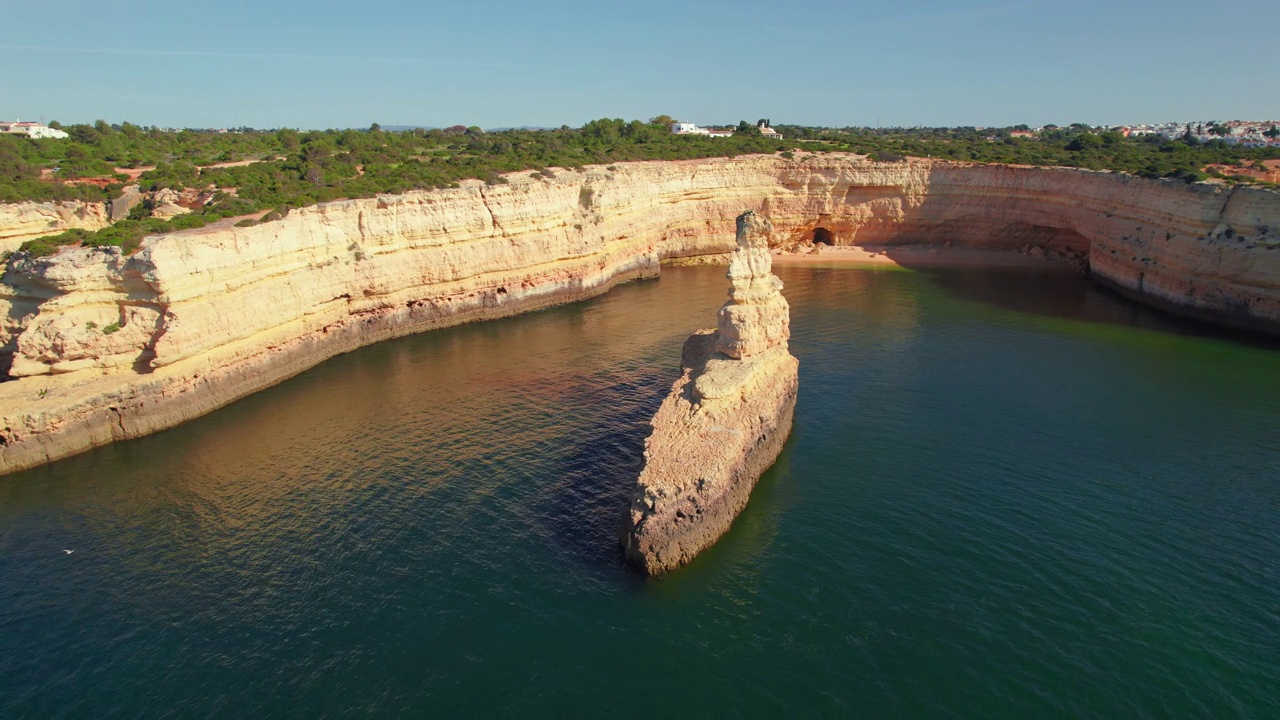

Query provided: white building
[0,120,70,139]
[672,120,782,139]
[671,122,712,136]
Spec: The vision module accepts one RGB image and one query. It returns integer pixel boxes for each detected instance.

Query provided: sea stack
[623,210,799,574]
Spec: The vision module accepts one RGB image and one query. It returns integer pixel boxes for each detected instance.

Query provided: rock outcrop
[147,188,192,219]
[109,185,146,221]
[0,154,1277,475]
[0,200,111,251]
[622,211,799,574]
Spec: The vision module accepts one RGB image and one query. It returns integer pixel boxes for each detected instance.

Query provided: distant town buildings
[0,120,69,139]
[1111,120,1280,147]
[990,120,1280,148]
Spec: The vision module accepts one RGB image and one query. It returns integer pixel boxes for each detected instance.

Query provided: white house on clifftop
[671,122,734,137]
[0,120,69,139]
[670,120,782,140]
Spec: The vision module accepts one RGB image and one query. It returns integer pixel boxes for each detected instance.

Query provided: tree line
[6,117,1278,257]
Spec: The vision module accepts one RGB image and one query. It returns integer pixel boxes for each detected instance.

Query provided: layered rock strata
[0,200,111,251]
[0,155,1277,475]
[622,211,799,574]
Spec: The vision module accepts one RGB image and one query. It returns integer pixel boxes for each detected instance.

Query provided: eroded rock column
[622,211,799,574]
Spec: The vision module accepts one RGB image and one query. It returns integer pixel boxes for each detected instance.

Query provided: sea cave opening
[812,227,834,246]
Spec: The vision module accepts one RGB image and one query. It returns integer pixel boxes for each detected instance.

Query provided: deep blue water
[2,265,1278,717]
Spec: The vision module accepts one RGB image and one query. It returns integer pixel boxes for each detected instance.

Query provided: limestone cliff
[623,211,799,574]
[0,155,1277,475]
[0,200,111,251]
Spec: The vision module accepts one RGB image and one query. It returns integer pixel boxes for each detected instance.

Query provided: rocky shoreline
[623,212,799,574]
[0,154,1276,475]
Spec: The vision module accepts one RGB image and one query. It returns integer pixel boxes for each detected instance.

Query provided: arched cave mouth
[812,227,834,246]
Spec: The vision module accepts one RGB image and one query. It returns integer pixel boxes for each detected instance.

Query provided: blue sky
[4,0,1277,129]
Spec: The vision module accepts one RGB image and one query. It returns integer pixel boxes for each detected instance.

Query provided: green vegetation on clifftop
[777,124,1280,184]
[6,118,1278,257]
[8,118,787,256]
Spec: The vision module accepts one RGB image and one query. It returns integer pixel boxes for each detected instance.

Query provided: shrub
[579,186,594,209]
[260,206,289,223]
[19,228,94,257]
[1168,168,1208,184]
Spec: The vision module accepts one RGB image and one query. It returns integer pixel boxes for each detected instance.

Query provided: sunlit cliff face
[624,210,799,575]
[0,154,1275,474]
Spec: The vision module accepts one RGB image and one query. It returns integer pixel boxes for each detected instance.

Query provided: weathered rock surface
[0,200,111,251]
[0,155,1277,475]
[147,188,191,219]
[622,211,799,574]
[109,185,146,221]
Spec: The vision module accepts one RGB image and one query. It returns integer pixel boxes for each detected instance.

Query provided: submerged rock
[622,211,800,575]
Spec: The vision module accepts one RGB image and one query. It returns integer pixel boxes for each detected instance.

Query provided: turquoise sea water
[2,265,1278,716]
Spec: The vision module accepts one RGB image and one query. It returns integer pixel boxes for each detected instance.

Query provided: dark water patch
[914,264,1280,350]
[2,265,1278,716]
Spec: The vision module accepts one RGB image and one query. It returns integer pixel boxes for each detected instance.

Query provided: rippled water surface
[3,265,1279,716]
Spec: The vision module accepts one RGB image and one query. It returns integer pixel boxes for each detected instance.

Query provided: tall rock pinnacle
[715,211,790,360]
[622,211,799,575]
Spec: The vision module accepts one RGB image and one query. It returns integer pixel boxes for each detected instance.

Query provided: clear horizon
[5,0,1278,130]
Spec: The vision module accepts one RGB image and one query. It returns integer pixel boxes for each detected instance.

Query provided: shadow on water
[635,433,798,597]
[899,262,1280,350]
[538,368,671,575]
[5,261,1280,716]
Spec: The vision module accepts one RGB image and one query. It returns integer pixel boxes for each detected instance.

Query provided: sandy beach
[771,244,1075,269]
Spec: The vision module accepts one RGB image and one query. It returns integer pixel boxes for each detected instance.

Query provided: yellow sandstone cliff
[0,200,112,251]
[0,154,1276,474]
[622,211,799,574]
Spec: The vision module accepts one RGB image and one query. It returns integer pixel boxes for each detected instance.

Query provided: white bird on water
[63,549,74,554]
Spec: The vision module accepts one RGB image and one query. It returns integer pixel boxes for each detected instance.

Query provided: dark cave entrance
[812,227,834,246]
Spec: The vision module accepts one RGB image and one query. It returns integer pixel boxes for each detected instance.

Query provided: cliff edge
[0,155,1276,476]
[622,211,799,575]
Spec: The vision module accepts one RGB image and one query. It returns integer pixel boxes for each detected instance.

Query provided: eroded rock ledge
[622,211,799,575]
[0,201,112,251]
[0,154,1276,475]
